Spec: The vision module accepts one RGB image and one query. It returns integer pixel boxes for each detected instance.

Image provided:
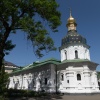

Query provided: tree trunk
[0,53,4,71]
[0,27,11,72]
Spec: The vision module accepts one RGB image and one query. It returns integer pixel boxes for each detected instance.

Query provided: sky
[5,0,100,70]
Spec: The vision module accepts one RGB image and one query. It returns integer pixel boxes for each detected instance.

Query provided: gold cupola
[66,10,77,31]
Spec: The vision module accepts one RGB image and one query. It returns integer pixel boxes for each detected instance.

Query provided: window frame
[75,50,78,59]
[77,74,81,81]
[61,74,64,81]
[64,50,67,60]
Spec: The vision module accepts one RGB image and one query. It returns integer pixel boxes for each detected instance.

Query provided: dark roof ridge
[4,60,18,67]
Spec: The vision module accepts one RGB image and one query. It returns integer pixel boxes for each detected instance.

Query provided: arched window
[64,50,67,60]
[85,49,87,59]
[67,80,69,83]
[61,74,64,81]
[75,50,78,59]
[77,74,81,80]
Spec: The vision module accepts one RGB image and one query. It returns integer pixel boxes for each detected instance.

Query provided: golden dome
[67,16,75,23]
[66,10,77,27]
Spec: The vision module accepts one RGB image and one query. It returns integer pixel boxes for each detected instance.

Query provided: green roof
[10,58,61,74]
[10,58,99,74]
[60,59,99,66]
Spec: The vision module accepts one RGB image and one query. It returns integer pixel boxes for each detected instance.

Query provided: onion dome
[60,30,90,50]
[62,30,86,45]
[67,14,77,27]
[59,10,90,50]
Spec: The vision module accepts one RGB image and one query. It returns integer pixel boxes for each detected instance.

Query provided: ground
[8,94,100,100]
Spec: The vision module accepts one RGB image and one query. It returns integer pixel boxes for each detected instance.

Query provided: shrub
[4,88,49,98]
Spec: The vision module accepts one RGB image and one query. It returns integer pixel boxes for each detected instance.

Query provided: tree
[0,61,9,98]
[97,72,100,80]
[0,0,61,71]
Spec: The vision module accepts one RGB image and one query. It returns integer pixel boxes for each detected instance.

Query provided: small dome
[67,15,77,26]
[68,16,75,22]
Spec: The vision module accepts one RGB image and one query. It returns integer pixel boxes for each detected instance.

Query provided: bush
[5,89,36,97]
[4,88,49,98]
[0,96,5,100]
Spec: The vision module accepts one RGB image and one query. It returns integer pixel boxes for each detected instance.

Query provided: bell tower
[59,11,90,62]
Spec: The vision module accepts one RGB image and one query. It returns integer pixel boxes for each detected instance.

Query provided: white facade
[8,59,99,93]
[61,45,90,62]
[8,13,100,94]
[58,12,99,93]
[9,63,57,93]
[57,63,99,93]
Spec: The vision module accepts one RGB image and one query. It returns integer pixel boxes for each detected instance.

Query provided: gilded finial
[70,8,72,17]
[67,8,77,31]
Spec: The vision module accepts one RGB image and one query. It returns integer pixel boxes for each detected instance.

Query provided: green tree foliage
[0,0,61,70]
[97,72,100,79]
[0,34,16,55]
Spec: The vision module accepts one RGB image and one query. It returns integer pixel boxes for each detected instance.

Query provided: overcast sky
[5,0,100,70]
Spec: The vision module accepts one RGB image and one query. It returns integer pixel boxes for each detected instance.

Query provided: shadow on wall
[27,75,55,93]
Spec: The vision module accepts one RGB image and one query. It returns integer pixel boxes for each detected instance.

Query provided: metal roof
[10,58,99,74]
[4,60,18,67]
[10,58,61,74]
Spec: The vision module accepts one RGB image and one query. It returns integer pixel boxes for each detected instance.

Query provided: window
[45,78,47,85]
[61,74,64,81]
[64,50,67,60]
[54,79,55,84]
[75,50,78,59]
[77,74,81,80]
[32,79,34,85]
[67,80,69,83]
[85,49,87,59]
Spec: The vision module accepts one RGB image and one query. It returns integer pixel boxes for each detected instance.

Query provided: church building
[8,12,100,93]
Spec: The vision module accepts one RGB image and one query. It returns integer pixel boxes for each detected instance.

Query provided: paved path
[55,94,100,100]
[27,94,100,100]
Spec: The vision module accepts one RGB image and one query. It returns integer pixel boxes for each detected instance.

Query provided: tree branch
[0,17,9,29]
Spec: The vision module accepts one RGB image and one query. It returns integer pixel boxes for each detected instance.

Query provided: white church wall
[9,77,15,89]
[61,45,90,62]
[9,61,99,93]
[50,64,56,92]
[57,64,99,93]
[9,63,57,93]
